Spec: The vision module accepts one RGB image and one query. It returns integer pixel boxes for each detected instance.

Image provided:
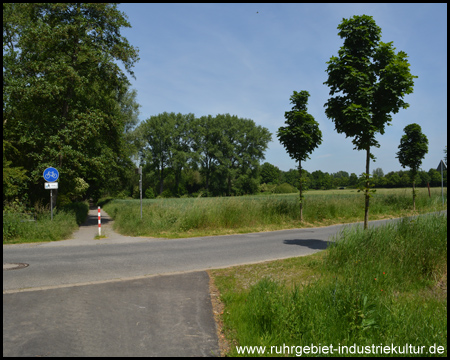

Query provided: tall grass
[103,189,446,238]
[215,213,447,356]
[3,201,89,244]
[104,197,303,237]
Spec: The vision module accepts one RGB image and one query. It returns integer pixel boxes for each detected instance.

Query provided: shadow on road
[283,239,331,250]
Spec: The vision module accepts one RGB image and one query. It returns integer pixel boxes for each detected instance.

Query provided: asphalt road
[3,209,446,356]
[3,208,420,292]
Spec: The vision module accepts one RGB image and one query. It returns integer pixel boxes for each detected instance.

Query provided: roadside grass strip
[210,213,447,357]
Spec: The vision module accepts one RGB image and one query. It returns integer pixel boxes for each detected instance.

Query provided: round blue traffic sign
[43,167,59,182]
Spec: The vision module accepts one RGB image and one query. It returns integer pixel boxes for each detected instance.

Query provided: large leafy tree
[225,115,272,196]
[324,15,416,229]
[191,115,220,194]
[396,123,428,210]
[260,162,281,185]
[137,112,178,195]
[3,3,139,205]
[171,113,196,196]
[277,91,322,221]
[194,114,271,196]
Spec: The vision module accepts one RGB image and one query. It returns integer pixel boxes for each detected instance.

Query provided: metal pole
[51,189,53,221]
[441,162,444,206]
[140,167,143,219]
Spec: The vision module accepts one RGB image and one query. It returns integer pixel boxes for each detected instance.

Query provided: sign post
[136,167,142,219]
[139,167,143,219]
[43,167,59,220]
[436,160,447,206]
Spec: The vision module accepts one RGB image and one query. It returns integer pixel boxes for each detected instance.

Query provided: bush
[3,201,89,243]
[158,189,173,198]
[273,182,298,194]
[145,187,155,199]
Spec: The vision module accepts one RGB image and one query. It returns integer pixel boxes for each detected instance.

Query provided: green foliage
[277,91,322,220]
[397,123,429,175]
[145,187,156,199]
[277,91,322,163]
[396,123,429,209]
[3,141,29,203]
[136,113,272,197]
[260,162,281,185]
[272,183,298,194]
[324,15,417,228]
[324,15,417,153]
[3,3,139,206]
[3,201,88,243]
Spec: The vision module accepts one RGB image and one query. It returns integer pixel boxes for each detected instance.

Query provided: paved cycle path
[3,271,219,357]
[3,207,220,357]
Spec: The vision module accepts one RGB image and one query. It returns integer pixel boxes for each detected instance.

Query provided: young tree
[324,15,417,229]
[277,91,322,221]
[396,123,429,210]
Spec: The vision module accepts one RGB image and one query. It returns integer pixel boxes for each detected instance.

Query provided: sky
[117,3,447,175]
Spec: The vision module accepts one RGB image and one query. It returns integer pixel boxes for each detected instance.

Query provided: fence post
[98,206,101,237]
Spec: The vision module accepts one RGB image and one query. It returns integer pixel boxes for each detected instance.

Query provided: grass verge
[103,188,446,238]
[208,213,447,357]
[3,201,89,244]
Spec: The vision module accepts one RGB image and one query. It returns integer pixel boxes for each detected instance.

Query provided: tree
[193,114,271,196]
[137,112,178,195]
[191,115,220,194]
[171,113,196,196]
[213,114,271,196]
[277,91,322,221]
[332,171,350,187]
[348,173,358,187]
[260,162,281,185]
[372,168,384,178]
[396,123,428,210]
[324,15,416,229]
[3,3,139,205]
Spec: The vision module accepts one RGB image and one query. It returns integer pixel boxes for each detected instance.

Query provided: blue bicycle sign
[43,167,59,182]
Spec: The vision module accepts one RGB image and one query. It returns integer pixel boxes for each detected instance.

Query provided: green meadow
[101,187,446,238]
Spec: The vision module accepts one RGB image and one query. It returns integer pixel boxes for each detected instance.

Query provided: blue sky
[117,3,447,175]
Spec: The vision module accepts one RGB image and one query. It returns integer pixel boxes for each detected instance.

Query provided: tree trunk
[159,166,164,195]
[364,147,370,230]
[298,161,303,222]
[412,180,416,211]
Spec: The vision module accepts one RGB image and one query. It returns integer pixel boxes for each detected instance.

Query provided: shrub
[145,187,156,199]
[273,183,298,194]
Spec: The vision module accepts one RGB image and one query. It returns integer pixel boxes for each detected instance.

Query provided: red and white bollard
[98,206,101,237]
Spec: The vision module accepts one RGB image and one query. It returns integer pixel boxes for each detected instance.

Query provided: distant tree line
[260,163,447,192]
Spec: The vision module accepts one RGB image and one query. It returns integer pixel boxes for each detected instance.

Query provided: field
[102,187,447,238]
